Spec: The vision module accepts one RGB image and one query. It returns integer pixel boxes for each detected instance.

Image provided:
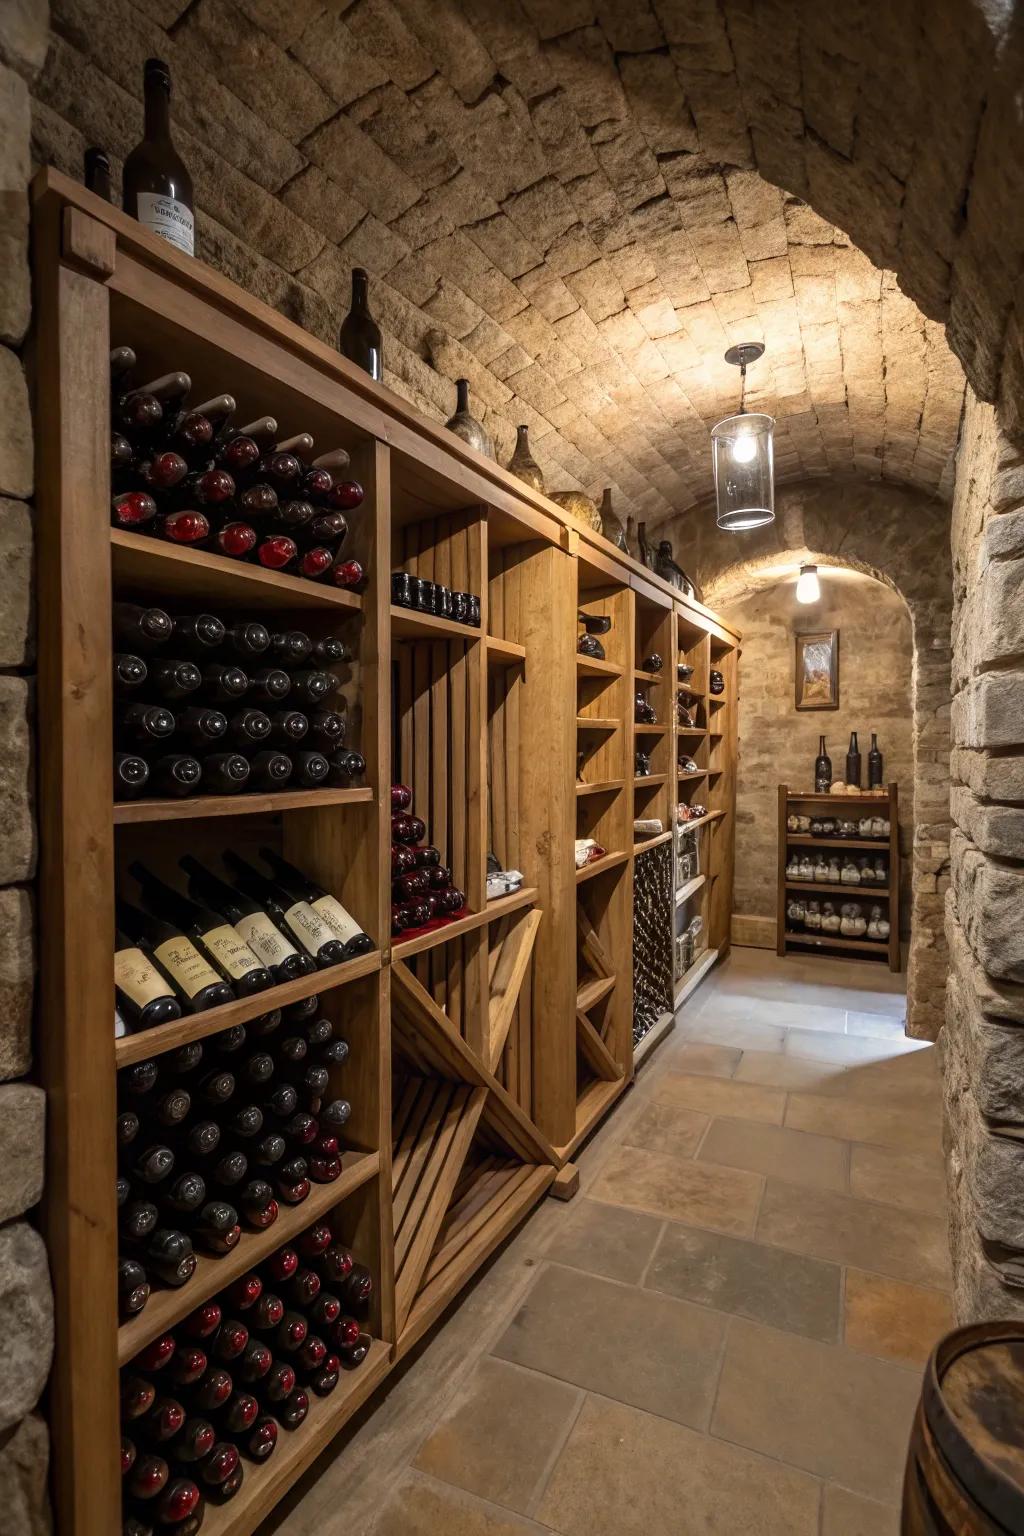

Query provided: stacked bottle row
[120,1227,374,1532]
[113,604,365,800]
[109,348,366,589]
[117,996,353,1319]
[785,898,891,943]
[785,852,889,887]
[116,851,375,1035]
[390,784,467,937]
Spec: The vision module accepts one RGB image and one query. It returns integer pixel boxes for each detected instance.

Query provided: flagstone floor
[274,946,950,1536]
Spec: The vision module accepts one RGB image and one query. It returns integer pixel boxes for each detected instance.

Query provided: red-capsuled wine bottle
[212,1318,249,1363]
[309,1292,341,1330]
[127,1453,170,1501]
[112,491,159,530]
[256,535,296,570]
[147,1476,202,1526]
[260,1360,295,1406]
[272,1310,308,1354]
[168,1348,208,1390]
[190,1366,233,1410]
[181,1300,223,1340]
[308,1358,340,1397]
[278,1388,310,1429]
[288,1268,321,1308]
[171,1417,216,1462]
[222,1391,259,1435]
[138,1396,186,1445]
[233,1414,278,1462]
[122,1375,158,1420]
[140,451,189,492]
[121,1434,137,1477]
[297,546,334,581]
[216,521,258,559]
[339,1332,373,1370]
[275,500,316,535]
[196,1441,240,1497]
[157,510,209,545]
[250,1292,285,1333]
[234,1338,273,1384]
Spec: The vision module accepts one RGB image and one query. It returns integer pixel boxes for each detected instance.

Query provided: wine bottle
[224,853,348,967]
[147,753,203,797]
[139,451,188,492]
[290,751,329,788]
[339,268,382,381]
[112,432,135,483]
[179,856,316,982]
[286,671,334,707]
[150,660,202,701]
[115,653,149,694]
[237,484,279,522]
[258,849,374,959]
[115,752,151,800]
[269,498,314,536]
[201,753,251,795]
[84,146,112,200]
[266,710,308,746]
[123,58,195,256]
[814,735,832,793]
[223,621,271,658]
[142,1228,197,1288]
[226,709,271,748]
[129,863,273,997]
[175,706,228,749]
[306,710,345,748]
[115,926,185,1038]
[313,635,350,665]
[200,663,248,702]
[868,732,884,789]
[119,704,176,747]
[173,469,235,511]
[256,534,297,571]
[119,1258,151,1319]
[117,899,235,1013]
[247,751,293,791]
[215,521,258,559]
[120,1198,160,1243]
[259,452,303,491]
[246,668,291,705]
[270,630,312,665]
[845,731,862,788]
[115,603,174,650]
[171,613,226,655]
[329,749,365,785]
[170,1417,216,1458]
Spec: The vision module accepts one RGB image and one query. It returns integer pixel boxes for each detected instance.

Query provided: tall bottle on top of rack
[868,732,884,789]
[845,731,861,789]
[123,59,195,257]
[814,735,832,793]
[339,268,383,382]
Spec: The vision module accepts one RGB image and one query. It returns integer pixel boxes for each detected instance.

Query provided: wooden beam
[488,907,541,1072]
[575,1010,624,1082]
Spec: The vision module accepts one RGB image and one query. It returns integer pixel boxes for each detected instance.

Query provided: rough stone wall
[656,476,952,1040]
[722,575,914,946]
[27,0,966,524]
[0,6,54,1532]
[944,388,1024,1322]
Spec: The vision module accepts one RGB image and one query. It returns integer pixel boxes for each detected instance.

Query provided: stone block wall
[722,573,914,947]
[945,388,1024,1321]
[0,5,54,1530]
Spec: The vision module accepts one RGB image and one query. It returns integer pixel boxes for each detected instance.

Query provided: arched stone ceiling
[39,0,990,520]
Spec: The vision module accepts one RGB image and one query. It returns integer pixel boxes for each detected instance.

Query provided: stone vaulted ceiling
[37,0,971,522]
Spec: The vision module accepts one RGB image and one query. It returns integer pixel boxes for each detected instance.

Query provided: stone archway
[653,476,952,1038]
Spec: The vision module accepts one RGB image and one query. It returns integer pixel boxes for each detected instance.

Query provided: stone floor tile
[413,1357,579,1514]
[711,1317,920,1503]
[621,1099,708,1160]
[686,990,847,1034]
[679,1015,787,1052]
[756,1180,951,1288]
[645,1222,841,1342]
[671,1040,741,1077]
[733,1049,849,1092]
[492,1264,726,1429]
[822,1484,901,1535]
[653,1071,787,1125]
[698,1118,850,1192]
[785,1091,941,1153]
[846,1011,914,1040]
[843,1270,954,1367]
[537,1395,821,1536]
[592,1144,763,1235]
[812,1052,941,1110]
[849,1142,947,1216]
[538,1197,663,1284]
[373,1472,549,1536]
[785,1029,928,1065]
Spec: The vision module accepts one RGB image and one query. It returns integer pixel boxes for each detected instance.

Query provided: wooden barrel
[903,1321,1024,1533]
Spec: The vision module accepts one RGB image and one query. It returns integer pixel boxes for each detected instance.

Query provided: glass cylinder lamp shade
[711,412,775,531]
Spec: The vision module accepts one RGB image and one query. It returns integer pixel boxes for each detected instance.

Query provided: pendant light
[711,342,775,531]
[795,564,821,603]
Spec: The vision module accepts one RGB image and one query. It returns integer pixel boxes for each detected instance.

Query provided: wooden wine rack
[31,169,739,1536]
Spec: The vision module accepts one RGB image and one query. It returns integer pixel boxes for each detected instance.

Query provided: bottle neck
[516,425,529,447]
[351,272,369,313]
[456,379,469,413]
[144,78,172,142]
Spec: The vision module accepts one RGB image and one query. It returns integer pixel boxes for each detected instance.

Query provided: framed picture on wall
[795,630,840,710]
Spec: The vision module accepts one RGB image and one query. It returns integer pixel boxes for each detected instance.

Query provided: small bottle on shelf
[339,268,383,381]
[84,145,113,200]
[123,58,195,256]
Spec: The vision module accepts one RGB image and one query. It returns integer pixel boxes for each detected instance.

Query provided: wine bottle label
[235,911,300,967]
[203,924,261,981]
[115,947,170,1008]
[154,936,222,998]
[136,192,195,256]
[312,894,363,947]
[283,900,335,955]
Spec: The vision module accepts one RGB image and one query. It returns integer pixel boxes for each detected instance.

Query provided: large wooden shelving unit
[31,170,739,1536]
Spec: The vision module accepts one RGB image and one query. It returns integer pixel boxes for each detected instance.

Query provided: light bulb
[731,432,757,464]
[795,564,820,604]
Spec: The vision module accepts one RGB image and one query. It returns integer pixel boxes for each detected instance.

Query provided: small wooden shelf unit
[32,171,738,1536]
[776,784,900,970]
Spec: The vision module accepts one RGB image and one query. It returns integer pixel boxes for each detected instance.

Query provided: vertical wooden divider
[463,514,488,1063]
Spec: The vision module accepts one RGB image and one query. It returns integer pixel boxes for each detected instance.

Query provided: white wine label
[204,924,260,981]
[312,893,362,946]
[136,192,195,255]
[115,947,170,1008]
[283,900,334,956]
[235,911,299,967]
[154,936,221,998]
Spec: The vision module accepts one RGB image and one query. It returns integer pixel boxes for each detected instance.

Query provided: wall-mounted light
[795,564,821,604]
[711,342,775,531]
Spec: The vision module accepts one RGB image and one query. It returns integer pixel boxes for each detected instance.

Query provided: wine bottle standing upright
[339,269,382,382]
[84,146,112,201]
[845,731,861,789]
[123,58,195,256]
[814,735,832,793]
[868,732,884,789]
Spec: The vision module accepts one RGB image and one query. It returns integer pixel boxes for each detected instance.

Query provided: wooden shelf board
[634,773,668,787]
[679,685,705,698]
[575,850,629,884]
[784,932,891,955]
[677,769,708,781]
[678,727,708,738]
[633,1010,675,1067]
[110,530,364,613]
[117,1151,380,1364]
[676,874,706,906]
[576,973,616,1012]
[786,834,890,850]
[486,635,526,665]
[115,950,382,1067]
[393,886,539,958]
[199,1338,391,1536]
[634,723,668,735]
[786,791,892,804]
[575,654,624,678]
[633,829,673,853]
[576,778,625,796]
[391,605,481,642]
[674,810,727,834]
[575,716,618,731]
[785,880,891,897]
[633,668,666,683]
[674,946,719,1007]
[708,694,727,704]
[555,1076,629,1161]
[113,785,372,824]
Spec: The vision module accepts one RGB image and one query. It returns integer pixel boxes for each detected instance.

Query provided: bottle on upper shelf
[84,145,113,201]
[814,735,832,793]
[845,731,862,788]
[868,732,884,789]
[123,58,195,257]
[339,268,382,381]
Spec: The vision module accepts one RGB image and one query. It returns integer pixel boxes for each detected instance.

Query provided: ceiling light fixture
[711,342,775,531]
[795,564,821,604]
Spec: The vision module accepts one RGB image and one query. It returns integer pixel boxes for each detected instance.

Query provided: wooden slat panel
[576,1010,624,1082]
[488,907,542,1072]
